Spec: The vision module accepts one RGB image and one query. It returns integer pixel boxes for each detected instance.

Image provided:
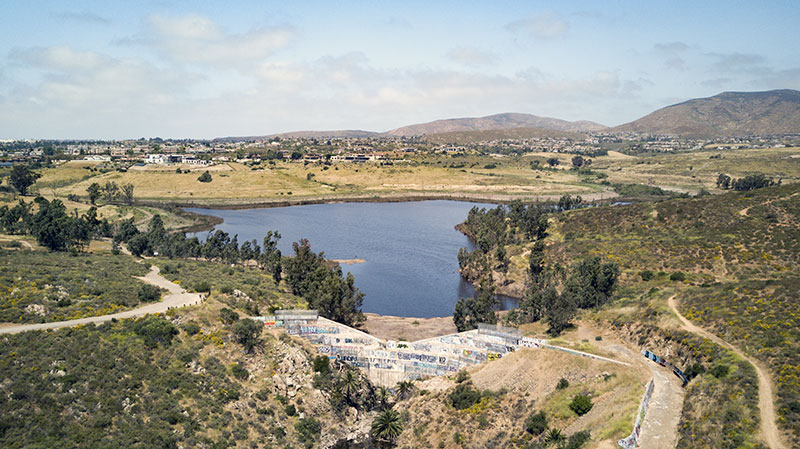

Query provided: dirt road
[0,266,202,335]
[668,295,787,449]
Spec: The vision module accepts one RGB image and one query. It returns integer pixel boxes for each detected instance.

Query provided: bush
[639,270,655,281]
[313,355,330,375]
[670,272,686,282]
[197,171,212,183]
[284,404,296,416]
[193,281,211,293]
[138,284,162,302]
[710,364,730,379]
[220,308,239,324]
[447,383,482,410]
[524,410,548,435]
[296,417,321,447]
[556,378,570,390]
[181,322,201,335]
[568,394,593,416]
[230,363,249,380]
[132,315,178,348]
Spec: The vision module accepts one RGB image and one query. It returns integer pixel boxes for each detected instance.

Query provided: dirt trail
[668,295,787,449]
[0,266,202,335]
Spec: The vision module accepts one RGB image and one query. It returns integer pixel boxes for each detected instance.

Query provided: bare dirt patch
[362,313,456,341]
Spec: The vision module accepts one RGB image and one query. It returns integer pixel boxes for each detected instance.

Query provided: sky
[1,0,799,139]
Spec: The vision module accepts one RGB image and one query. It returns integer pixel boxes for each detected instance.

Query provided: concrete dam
[254,310,628,387]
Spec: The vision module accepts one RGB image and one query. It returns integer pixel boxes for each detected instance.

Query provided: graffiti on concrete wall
[617,378,655,449]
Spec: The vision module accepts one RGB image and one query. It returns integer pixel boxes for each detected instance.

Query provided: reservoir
[187,200,518,318]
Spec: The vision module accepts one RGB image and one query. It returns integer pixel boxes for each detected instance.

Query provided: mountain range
[216,89,800,141]
[612,89,800,137]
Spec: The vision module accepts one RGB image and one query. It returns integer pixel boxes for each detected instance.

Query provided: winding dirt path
[668,295,787,449]
[0,266,202,335]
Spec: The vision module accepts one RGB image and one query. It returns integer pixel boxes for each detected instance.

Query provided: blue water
[187,200,518,318]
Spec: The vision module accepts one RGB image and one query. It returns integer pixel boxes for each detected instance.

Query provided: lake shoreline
[142,190,620,233]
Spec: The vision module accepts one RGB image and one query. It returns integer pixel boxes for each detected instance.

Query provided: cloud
[54,11,110,25]
[135,14,295,67]
[10,46,108,72]
[506,13,569,40]
[708,52,766,71]
[445,47,498,67]
[654,42,689,54]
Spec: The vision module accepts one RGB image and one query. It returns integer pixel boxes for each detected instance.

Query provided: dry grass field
[9,147,798,208]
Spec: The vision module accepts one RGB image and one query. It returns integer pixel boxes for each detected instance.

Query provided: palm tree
[395,380,415,401]
[371,408,403,446]
[543,428,565,447]
[375,386,391,410]
[338,368,361,406]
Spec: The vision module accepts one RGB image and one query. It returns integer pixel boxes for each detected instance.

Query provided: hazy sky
[1,1,799,139]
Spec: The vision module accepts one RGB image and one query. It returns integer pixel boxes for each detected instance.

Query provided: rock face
[613,89,800,137]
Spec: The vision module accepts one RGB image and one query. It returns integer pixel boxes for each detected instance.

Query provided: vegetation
[0,249,151,323]
[0,197,113,251]
[568,394,593,416]
[9,164,41,195]
[284,239,365,326]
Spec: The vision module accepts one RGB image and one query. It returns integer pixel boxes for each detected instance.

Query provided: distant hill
[214,130,381,142]
[386,113,606,136]
[424,127,586,145]
[614,89,800,137]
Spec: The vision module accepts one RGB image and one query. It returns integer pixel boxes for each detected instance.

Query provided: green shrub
[193,281,211,293]
[670,272,686,282]
[447,383,482,410]
[197,171,212,183]
[639,270,655,281]
[710,364,730,378]
[556,378,570,390]
[524,410,548,435]
[230,363,249,380]
[568,394,593,416]
[181,322,201,335]
[138,284,162,302]
[295,417,321,447]
[313,355,330,375]
[284,404,296,416]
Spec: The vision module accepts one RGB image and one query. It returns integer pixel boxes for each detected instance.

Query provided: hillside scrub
[0,249,151,323]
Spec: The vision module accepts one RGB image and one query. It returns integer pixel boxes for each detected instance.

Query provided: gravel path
[0,265,202,335]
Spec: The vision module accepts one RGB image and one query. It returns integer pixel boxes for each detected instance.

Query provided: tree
[453,280,498,331]
[571,155,585,168]
[371,409,403,446]
[9,165,40,195]
[547,157,560,167]
[120,183,135,205]
[30,198,71,251]
[232,318,261,353]
[87,183,102,205]
[337,368,362,406]
[528,240,545,283]
[197,171,212,183]
[102,182,119,203]
[545,288,575,336]
[396,380,415,401]
[716,173,731,189]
